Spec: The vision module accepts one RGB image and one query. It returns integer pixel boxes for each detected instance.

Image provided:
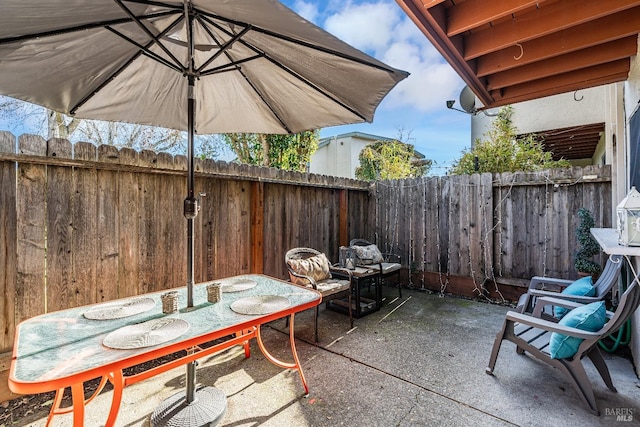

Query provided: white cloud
[324,2,400,55]
[322,1,463,113]
[382,42,463,112]
[292,1,320,24]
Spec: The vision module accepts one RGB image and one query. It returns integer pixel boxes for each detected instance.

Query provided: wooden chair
[486,276,640,415]
[350,238,402,298]
[285,248,353,342]
[516,254,623,316]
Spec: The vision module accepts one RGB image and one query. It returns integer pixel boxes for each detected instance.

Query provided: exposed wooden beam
[475,7,640,77]
[447,0,544,37]
[464,0,640,59]
[497,60,629,98]
[486,37,638,90]
[485,66,629,108]
[419,0,448,8]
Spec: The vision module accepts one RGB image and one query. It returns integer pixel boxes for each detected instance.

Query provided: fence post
[250,181,264,274]
[339,189,348,246]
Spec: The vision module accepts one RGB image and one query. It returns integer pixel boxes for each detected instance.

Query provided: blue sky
[283,0,472,171]
[0,0,472,171]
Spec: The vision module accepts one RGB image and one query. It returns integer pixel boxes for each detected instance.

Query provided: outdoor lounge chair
[516,254,624,316]
[350,239,402,298]
[486,276,640,415]
[285,247,353,342]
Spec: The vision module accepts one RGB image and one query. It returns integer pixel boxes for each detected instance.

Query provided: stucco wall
[471,86,607,143]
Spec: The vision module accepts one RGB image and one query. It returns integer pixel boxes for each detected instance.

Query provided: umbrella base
[150,385,227,427]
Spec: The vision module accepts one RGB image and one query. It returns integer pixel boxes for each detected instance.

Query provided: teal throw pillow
[549,301,606,359]
[554,276,595,318]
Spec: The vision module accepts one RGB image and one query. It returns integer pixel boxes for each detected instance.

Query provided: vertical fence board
[0,133,16,352]
[152,154,175,293]
[16,135,47,322]
[138,150,157,294]
[263,183,287,278]
[198,175,216,282]
[117,148,140,298]
[97,146,119,301]
[73,142,98,306]
[46,139,73,312]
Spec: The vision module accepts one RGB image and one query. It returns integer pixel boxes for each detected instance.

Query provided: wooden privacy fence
[373,165,612,299]
[0,132,373,354]
[0,131,613,357]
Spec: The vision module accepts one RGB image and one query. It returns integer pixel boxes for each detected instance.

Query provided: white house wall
[471,86,607,144]
[310,135,371,179]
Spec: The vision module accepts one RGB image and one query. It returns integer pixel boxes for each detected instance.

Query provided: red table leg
[255,314,309,395]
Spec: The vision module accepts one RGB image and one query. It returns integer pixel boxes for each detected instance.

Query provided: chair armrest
[529,276,573,291]
[532,296,584,318]
[528,288,601,303]
[505,310,603,339]
[287,268,318,289]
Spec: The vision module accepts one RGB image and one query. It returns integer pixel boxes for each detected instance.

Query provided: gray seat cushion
[368,262,401,275]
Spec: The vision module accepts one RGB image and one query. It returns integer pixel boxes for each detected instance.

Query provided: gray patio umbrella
[0,0,408,425]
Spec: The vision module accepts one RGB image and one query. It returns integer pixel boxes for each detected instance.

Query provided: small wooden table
[329,266,382,318]
[8,274,320,427]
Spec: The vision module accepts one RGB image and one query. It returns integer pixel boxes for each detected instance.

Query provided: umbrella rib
[0,10,178,45]
[113,0,185,72]
[194,24,251,75]
[197,10,405,75]
[196,16,292,132]
[200,15,368,123]
[69,16,183,115]
[264,55,368,123]
[106,27,182,73]
[199,55,263,76]
[241,73,293,133]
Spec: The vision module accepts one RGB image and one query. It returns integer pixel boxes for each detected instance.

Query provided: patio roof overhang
[395,0,640,110]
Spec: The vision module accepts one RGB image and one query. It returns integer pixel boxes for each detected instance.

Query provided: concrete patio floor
[6,287,640,426]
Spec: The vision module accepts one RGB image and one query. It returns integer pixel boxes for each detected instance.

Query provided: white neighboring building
[309,132,394,179]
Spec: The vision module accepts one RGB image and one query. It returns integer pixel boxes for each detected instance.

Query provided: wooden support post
[339,189,348,247]
[250,181,264,274]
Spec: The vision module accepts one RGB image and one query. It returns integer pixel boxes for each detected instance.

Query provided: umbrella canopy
[0,2,408,421]
[0,0,408,135]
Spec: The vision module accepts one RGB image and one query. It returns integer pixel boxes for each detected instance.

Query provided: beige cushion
[353,244,384,265]
[288,253,331,286]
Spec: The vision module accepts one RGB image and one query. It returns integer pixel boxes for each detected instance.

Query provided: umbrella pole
[151,75,226,427]
[185,75,197,403]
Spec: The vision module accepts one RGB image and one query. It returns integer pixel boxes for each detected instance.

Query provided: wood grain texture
[0,133,17,352]
[15,136,46,323]
[0,133,613,354]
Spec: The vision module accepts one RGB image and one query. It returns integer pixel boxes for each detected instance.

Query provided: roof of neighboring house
[396,0,640,110]
[318,131,425,158]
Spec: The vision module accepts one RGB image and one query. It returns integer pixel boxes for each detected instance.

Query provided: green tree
[448,106,570,175]
[222,130,319,172]
[574,208,602,276]
[355,140,430,180]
